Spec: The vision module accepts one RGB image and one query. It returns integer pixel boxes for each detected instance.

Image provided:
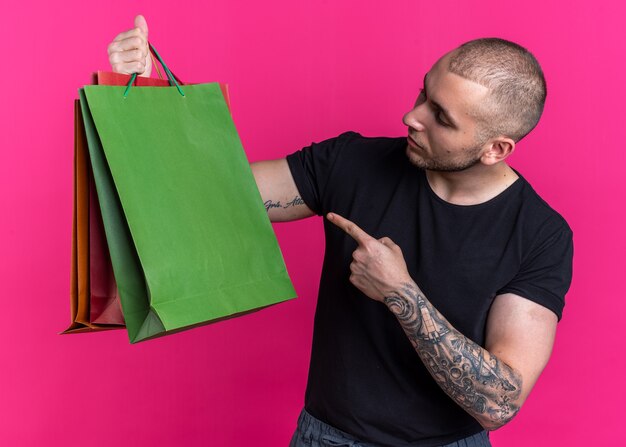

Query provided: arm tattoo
[264,200,283,212]
[264,196,304,212]
[384,284,522,430]
[284,196,304,208]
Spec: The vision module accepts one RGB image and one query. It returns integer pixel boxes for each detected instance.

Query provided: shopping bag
[62,101,123,333]
[73,46,296,343]
[63,57,234,330]
[62,101,92,333]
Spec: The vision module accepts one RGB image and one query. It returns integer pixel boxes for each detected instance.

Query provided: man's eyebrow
[423,72,459,128]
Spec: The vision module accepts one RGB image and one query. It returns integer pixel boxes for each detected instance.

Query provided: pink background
[1,0,624,445]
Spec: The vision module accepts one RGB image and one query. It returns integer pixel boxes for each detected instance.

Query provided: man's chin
[405,145,428,169]
[404,146,482,172]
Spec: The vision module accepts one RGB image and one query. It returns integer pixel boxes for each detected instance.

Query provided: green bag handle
[123,43,185,98]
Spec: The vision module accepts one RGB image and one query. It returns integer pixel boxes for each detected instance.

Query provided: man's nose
[402,108,426,132]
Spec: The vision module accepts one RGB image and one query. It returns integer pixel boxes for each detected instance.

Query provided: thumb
[134,14,149,38]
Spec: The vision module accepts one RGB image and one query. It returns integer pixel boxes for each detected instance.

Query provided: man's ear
[481,137,516,165]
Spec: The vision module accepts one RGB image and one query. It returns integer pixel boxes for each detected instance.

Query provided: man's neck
[425,163,519,206]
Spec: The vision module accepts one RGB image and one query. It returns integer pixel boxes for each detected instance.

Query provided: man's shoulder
[327,131,408,163]
[327,131,406,149]
[515,172,572,237]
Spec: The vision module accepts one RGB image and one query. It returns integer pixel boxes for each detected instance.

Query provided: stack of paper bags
[62,63,296,343]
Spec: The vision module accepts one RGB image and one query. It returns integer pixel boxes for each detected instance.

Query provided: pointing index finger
[327,212,374,245]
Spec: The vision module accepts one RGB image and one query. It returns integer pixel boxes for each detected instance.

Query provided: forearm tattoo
[384,284,522,430]
[264,196,304,212]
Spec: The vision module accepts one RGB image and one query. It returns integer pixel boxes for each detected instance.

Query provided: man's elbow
[478,404,522,432]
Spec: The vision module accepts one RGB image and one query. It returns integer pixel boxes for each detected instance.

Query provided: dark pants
[289,408,492,447]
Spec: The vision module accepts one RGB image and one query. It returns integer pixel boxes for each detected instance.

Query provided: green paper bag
[78,83,296,343]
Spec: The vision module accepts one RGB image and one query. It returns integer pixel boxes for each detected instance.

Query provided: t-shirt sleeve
[286,131,359,216]
[498,219,574,321]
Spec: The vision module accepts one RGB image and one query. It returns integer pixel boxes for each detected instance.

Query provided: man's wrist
[383,281,429,345]
[383,281,421,311]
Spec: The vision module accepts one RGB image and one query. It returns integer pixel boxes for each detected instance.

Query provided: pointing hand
[327,212,412,302]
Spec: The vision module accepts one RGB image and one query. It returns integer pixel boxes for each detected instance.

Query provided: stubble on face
[405,141,484,172]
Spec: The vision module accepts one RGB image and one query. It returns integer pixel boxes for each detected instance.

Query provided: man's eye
[436,112,450,127]
[417,89,450,127]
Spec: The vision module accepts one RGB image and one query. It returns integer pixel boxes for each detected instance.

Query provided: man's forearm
[384,282,523,430]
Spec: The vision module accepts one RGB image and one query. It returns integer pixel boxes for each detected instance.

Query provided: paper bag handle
[123,43,185,98]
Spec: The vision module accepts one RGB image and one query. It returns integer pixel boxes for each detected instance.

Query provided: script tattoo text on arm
[264,196,305,212]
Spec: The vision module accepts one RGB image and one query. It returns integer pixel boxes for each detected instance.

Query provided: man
[108,15,573,447]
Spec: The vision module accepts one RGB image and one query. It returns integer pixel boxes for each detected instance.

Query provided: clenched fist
[107,15,152,77]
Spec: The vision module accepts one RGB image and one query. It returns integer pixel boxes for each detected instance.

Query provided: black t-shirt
[286,132,573,447]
